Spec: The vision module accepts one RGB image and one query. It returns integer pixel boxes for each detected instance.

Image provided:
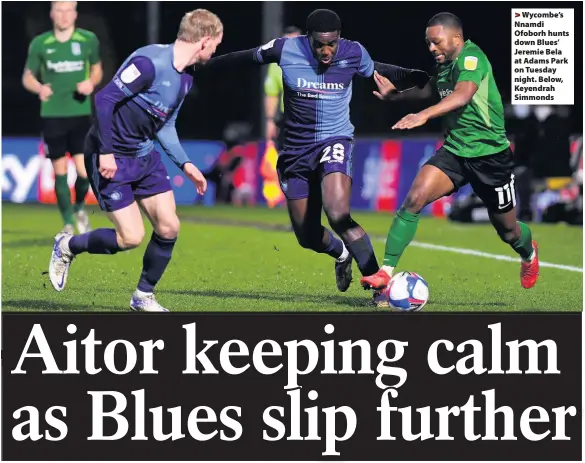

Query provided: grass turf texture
[2,203,582,312]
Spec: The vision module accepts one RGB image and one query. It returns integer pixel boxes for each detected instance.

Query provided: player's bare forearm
[90,63,103,88]
[22,69,42,94]
[419,81,478,121]
[264,95,279,119]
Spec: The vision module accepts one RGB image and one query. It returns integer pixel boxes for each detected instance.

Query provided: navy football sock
[69,228,121,255]
[137,232,177,293]
[346,234,379,276]
[322,228,344,259]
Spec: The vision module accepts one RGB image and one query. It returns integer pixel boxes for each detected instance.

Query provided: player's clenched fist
[183,162,207,195]
[98,153,117,179]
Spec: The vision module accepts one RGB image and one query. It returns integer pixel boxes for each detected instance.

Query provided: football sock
[137,232,177,293]
[322,228,345,259]
[511,222,534,261]
[346,234,379,276]
[69,228,121,255]
[73,176,90,213]
[383,209,420,267]
[55,174,74,225]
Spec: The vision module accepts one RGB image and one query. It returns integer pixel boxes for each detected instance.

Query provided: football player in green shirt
[362,12,539,299]
[263,26,302,149]
[23,1,103,235]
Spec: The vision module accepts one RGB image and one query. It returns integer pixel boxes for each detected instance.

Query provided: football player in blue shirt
[48,9,223,312]
[199,9,428,296]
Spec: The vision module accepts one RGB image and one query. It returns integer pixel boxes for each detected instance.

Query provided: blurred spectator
[508,105,539,221]
[533,105,572,178]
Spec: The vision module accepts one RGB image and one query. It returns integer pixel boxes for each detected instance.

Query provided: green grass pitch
[2,202,582,312]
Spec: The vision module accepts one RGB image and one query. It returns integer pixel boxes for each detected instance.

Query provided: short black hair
[427,12,463,31]
[306,9,341,33]
[283,25,302,35]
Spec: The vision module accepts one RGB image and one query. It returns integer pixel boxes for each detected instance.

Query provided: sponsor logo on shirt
[296,78,344,91]
[120,63,141,84]
[46,60,85,73]
[464,56,478,71]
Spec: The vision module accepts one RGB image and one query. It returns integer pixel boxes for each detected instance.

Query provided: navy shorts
[85,149,172,212]
[276,137,354,200]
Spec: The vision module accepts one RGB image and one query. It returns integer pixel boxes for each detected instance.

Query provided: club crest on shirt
[71,42,81,56]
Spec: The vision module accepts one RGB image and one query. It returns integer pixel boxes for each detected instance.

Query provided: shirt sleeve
[24,37,42,76]
[456,51,487,87]
[264,63,282,97]
[156,100,191,169]
[356,42,375,78]
[94,56,155,154]
[254,37,286,65]
[89,32,101,65]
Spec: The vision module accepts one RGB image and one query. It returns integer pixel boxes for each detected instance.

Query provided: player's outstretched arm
[373,62,430,92]
[196,38,286,72]
[373,72,436,102]
[393,80,478,130]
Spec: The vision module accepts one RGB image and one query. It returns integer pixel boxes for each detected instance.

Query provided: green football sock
[511,221,534,260]
[73,176,90,213]
[383,209,421,267]
[55,174,74,225]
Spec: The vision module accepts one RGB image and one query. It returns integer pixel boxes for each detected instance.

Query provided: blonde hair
[177,9,223,43]
[51,1,77,9]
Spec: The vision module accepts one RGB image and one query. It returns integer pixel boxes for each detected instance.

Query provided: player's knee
[118,232,144,250]
[497,226,520,244]
[403,189,428,214]
[156,216,180,240]
[117,227,145,250]
[326,208,352,232]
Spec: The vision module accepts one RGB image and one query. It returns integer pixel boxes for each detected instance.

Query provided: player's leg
[69,116,93,233]
[48,149,145,291]
[284,177,347,262]
[361,148,463,290]
[129,150,177,312]
[321,171,378,281]
[49,201,145,292]
[469,148,538,288]
[131,190,180,312]
[43,118,75,233]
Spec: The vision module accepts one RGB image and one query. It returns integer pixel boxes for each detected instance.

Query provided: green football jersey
[264,62,284,113]
[435,40,510,158]
[25,28,100,118]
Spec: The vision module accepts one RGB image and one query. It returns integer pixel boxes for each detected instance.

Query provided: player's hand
[98,153,117,179]
[39,84,53,102]
[392,112,429,130]
[373,71,397,100]
[183,162,207,195]
[76,79,95,95]
[266,119,278,142]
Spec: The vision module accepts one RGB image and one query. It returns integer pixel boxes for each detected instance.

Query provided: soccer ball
[386,271,429,312]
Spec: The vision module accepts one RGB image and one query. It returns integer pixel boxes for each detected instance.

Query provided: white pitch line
[380,240,583,273]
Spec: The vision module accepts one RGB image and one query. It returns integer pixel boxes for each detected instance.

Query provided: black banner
[1,313,581,461]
